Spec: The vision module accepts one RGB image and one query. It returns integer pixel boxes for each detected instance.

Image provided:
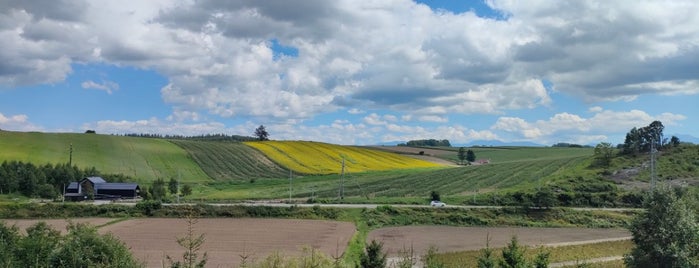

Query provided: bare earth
[99,218,356,268]
[368,226,631,256]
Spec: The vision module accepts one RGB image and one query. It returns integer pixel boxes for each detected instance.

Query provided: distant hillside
[0,131,209,183]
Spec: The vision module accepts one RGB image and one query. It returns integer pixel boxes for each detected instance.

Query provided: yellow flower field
[244,141,442,174]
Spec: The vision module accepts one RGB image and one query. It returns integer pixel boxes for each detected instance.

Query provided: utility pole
[69,143,73,166]
[288,169,293,203]
[650,138,657,189]
[339,157,345,200]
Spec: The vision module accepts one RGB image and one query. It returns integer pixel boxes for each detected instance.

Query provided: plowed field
[368,226,630,256]
[100,218,356,268]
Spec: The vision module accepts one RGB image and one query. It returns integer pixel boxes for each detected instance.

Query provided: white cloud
[0,113,42,131]
[81,80,119,94]
[2,0,695,124]
[491,108,687,144]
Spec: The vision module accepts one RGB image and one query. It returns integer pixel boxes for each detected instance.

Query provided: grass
[245,141,443,174]
[0,131,209,183]
[435,239,632,268]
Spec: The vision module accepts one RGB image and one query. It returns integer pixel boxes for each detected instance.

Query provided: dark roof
[94,183,140,191]
[66,182,79,190]
[82,176,107,184]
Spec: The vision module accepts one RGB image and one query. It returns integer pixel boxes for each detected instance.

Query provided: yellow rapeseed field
[244,141,442,174]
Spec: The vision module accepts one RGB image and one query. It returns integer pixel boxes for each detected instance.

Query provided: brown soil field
[367,146,458,166]
[0,218,114,234]
[99,218,356,268]
[368,226,631,256]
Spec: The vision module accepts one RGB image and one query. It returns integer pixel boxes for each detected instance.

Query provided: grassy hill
[0,131,209,183]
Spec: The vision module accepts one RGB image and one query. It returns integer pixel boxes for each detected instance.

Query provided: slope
[170,140,288,180]
[0,131,209,182]
[244,141,443,174]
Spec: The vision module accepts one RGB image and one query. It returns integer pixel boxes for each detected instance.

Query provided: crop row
[334,156,588,198]
[171,140,288,180]
[244,141,442,174]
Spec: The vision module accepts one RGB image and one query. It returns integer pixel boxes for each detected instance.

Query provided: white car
[430,200,446,207]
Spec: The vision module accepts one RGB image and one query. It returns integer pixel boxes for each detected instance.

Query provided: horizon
[1,1,697,146]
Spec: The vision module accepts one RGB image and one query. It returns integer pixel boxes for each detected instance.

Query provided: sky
[0,0,698,146]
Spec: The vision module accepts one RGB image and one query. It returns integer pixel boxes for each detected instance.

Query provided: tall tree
[466,149,476,163]
[254,125,269,141]
[624,185,699,267]
[360,240,387,268]
[168,178,179,195]
[499,236,528,268]
[593,142,615,167]
[457,147,467,165]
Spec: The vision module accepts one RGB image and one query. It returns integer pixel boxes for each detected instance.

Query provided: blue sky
[0,0,697,145]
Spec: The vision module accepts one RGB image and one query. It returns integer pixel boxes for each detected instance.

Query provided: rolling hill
[0,131,209,183]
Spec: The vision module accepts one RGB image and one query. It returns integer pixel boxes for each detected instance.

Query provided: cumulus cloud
[2,0,695,123]
[0,113,42,131]
[81,80,119,94]
[491,108,687,144]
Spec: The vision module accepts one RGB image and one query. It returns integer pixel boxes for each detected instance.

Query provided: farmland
[170,140,288,180]
[0,131,209,183]
[244,141,443,174]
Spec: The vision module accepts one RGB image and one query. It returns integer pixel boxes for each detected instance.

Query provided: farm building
[64,176,140,201]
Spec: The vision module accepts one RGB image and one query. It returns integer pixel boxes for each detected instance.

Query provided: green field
[193,155,590,201]
[170,140,288,180]
[0,131,209,183]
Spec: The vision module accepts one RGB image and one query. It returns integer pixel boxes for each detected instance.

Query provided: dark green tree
[360,240,387,268]
[50,222,143,268]
[169,178,179,195]
[477,235,496,268]
[254,125,269,141]
[0,222,20,267]
[16,221,60,268]
[499,236,528,268]
[181,184,193,196]
[150,178,167,201]
[430,191,441,201]
[624,185,699,267]
[670,136,680,147]
[593,142,614,167]
[457,147,467,165]
[466,149,476,163]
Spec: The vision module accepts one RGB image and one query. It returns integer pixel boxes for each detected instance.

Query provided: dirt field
[0,218,114,234]
[368,226,631,256]
[99,218,356,268]
[367,146,458,166]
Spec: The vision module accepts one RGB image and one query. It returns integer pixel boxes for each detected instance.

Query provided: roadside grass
[0,131,209,183]
[435,239,632,268]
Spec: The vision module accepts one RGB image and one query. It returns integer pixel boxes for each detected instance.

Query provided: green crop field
[170,140,288,180]
[0,131,209,183]
[194,155,590,201]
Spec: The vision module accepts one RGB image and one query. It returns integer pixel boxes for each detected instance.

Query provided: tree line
[619,120,681,155]
[398,139,451,147]
[0,221,142,267]
[0,161,133,199]
[121,133,258,142]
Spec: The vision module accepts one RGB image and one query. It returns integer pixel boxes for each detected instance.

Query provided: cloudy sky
[1,0,697,145]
